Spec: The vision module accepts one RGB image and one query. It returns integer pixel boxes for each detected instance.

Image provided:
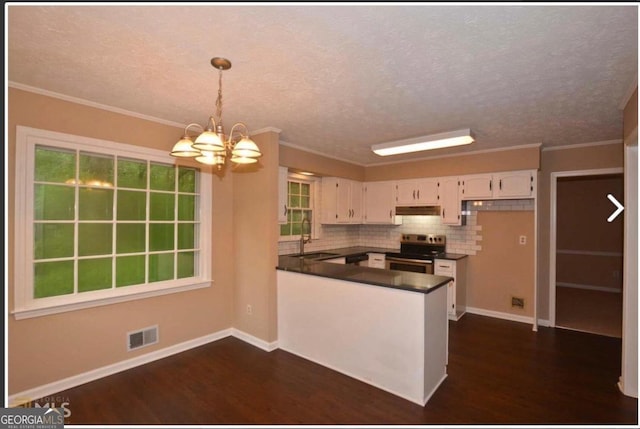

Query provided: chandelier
[170,57,262,169]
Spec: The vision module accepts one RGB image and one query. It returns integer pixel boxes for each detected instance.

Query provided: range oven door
[385,257,434,274]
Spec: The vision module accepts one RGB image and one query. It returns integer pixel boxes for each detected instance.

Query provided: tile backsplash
[278,199,534,256]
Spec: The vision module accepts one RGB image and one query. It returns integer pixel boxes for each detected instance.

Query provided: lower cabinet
[367,253,386,269]
[434,258,467,320]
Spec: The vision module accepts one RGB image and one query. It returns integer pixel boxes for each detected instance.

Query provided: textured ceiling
[7,4,638,165]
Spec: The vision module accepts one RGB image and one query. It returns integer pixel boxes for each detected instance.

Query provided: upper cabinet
[493,170,536,199]
[439,176,462,225]
[460,170,536,200]
[278,166,289,224]
[460,174,493,200]
[363,181,400,224]
[321,177,362,224]
[395,178,439,206]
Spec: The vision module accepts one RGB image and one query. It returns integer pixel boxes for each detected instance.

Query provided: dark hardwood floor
[45,314,637,425]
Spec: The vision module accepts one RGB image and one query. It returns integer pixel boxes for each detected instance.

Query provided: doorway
[550,170,624,337]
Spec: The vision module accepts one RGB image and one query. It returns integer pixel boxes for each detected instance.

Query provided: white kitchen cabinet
[460,174,493,200]
[434,257,467,321]
[278,166,289,224]
[493,170,536,199]
[395,178,439,206]
[367,253,386,269]
[321,177,362,224]
[438,177,462,225]
[363,181,401,224]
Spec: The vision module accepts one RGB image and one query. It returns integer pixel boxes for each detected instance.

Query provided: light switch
[519,235,527,245]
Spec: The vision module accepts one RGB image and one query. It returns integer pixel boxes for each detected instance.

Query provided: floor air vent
[127,325,158,351]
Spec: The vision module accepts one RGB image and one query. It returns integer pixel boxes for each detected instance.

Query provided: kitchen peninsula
[276,251,453,406]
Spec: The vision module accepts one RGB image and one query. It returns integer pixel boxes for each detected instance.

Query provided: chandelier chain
[216,67,224,126]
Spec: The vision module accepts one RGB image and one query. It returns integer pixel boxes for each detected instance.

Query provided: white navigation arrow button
[607,194,624,222]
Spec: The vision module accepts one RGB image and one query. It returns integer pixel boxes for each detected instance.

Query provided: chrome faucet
[300,217,312,255]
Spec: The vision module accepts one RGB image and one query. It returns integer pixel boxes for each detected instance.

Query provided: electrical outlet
[246,304,253,315]
[511,297,525,308]
[519,235,527,245]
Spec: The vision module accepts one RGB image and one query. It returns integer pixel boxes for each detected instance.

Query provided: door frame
[548,167,623,327]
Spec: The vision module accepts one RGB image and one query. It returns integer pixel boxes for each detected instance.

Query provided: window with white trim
[14,126,212,319]
[279,174,317,239]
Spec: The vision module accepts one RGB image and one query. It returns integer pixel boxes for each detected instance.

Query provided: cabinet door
[396,179,439,205]
[494,171,535,198]
[350,181,363,223]
[278,167,289,224]
[460,174,493,200]
[335,178,352,223]
[435,259,456,318]
[363,181,397,224]
[396,180,419,205]
[439,177,462,225]
[415,178,439,205]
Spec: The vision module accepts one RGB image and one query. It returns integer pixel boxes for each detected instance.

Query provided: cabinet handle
[442,208,445,218]
[499,179,502,190]
[389,210,392,219]
[489,180,492,191]
[417,190,420,199]
[413,190,416,199]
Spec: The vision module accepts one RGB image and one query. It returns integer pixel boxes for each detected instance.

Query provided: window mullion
[73,148,80,296]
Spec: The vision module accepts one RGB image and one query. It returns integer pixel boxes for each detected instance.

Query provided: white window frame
[13,126,212,319]
[279,173,319,242]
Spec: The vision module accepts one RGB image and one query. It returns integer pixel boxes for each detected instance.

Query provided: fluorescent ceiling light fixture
[371,129,475,156]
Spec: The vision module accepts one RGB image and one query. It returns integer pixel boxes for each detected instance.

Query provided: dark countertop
[277,247,453,295]
[435,253,468,261]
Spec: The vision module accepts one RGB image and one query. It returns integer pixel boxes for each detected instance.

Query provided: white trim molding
[465,307,534,326]
[8,328,278,407]
[541,139,622,152]
[9,82,185,129]
[8,329,233,407]
[231,328,278,352]
[548,167,624,328]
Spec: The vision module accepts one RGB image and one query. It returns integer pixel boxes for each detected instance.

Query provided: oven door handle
[385,257,434,265]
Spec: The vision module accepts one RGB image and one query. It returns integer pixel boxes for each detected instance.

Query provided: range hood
[395,205,441,216]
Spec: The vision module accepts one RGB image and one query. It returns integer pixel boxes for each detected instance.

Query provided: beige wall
[365,145,540,181]
[7,88,236,394]
[466,211,535,317]
[279,144,365,181]
[537,143,624,320]
[233,130,280,342]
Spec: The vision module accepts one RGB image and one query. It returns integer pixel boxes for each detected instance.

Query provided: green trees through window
[33,146,200,299]
[280,179,312,237]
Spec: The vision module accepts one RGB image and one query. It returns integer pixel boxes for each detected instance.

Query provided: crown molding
[541,139,622,152]
[8,81,185,128]
[279,140,367,167]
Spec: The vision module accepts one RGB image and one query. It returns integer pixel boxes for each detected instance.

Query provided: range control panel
[401,234,446,245]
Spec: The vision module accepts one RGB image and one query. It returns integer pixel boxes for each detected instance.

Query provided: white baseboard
[231,328,278,352]
[536,318,552,327]
[8,327,278,407]
[466,306,534,325]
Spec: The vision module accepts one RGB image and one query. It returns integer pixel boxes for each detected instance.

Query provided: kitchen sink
[290,252,340,260]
